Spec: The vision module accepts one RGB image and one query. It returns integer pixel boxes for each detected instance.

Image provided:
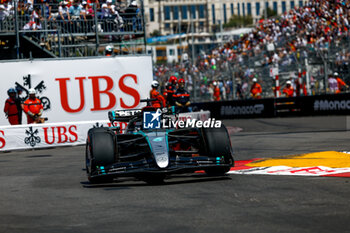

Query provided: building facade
[143,0,305,36]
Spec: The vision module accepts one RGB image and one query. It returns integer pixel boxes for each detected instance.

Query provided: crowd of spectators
[154,0,350,101]
[0,0,141,33]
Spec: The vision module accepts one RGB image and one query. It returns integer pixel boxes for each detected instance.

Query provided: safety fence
[0,2,146,58]
[157,32,350,103]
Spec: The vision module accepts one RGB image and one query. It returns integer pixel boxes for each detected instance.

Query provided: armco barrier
[192,93,350,119]
[0,111,210,151]
[0,120,112,151]
[193,98,276,119]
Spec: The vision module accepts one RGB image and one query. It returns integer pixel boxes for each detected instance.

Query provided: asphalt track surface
[0,116,349,233]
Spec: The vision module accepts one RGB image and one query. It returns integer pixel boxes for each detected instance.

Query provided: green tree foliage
[223,15,253,28]
[150,30,161,37]
[262,8,278,18]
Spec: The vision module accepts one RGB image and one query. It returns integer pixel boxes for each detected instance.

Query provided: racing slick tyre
[86,128,117,184]
[201,124,234,176]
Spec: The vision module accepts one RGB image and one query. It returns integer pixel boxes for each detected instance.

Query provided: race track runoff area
[227,116,350,177]
[0,116,349,233]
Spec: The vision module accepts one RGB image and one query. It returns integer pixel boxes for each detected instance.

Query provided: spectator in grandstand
[224,80,232,99]
[212,81,221,101]
[30,6,41,21]
[58,1,72,27]
[47,0,60,21]
[23,17,42,30]
[69,0,86,21]
[334,72,349,93]
[104,0,120,17]
[23,88,44,124]
[80,1,90,18]
[123,0,140,31]
[69,0,86,32]
[42,1,51,19]
[153,0,350,100]
[82,0,98,22]
[100,0,114,19]
[87,0,100,12]
[282,81,295,98]
[114,0,124,12]
[250,78,262,99]
[174,78,191,113]
[0,3,8,30]
[100,0,123,32]
[0,2,10,21]
[219,81,227,100]
[150,81,166,108]
[208,83,214,101]
[4,88,20,125]
[328,75,338,94]
[235,79,244,99]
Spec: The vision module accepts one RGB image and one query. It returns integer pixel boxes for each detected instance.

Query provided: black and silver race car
[85,104,234,184]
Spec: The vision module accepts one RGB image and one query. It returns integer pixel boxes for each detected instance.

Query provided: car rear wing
[108,109,142,123]
[108,99,176,124]
[108,99,157,123]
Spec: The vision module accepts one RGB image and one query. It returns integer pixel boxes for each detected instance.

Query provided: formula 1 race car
[85,103,234,184]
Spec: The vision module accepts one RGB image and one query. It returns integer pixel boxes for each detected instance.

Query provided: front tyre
[86,128,116,183]
[201,124,234,176]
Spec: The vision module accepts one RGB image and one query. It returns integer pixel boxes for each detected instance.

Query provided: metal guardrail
[0,2,147,58]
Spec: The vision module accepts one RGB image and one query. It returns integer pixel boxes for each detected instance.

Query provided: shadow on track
[81,174,232,189]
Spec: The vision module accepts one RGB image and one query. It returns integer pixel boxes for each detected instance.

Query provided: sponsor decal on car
[114,110,142,117]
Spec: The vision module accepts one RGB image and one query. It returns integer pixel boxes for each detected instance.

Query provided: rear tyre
[86,128,116,183]
[201,124,234,176]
